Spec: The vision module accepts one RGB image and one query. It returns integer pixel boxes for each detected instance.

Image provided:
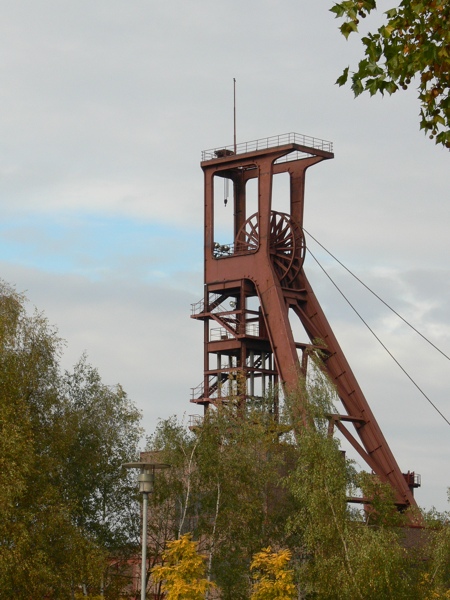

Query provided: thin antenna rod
[233,78,237,153]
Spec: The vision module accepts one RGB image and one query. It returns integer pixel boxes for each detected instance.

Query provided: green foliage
[331,0,450,147]
[0,280,142,599]
[0,290,34,514]
[147,404,300,599]
[356,470,408,527]
[151,533,216,600]
[147,362,450,599]
[419,495,450,599]
[3,284,448,599]
[250,547,296,600]
[59,356,143,550]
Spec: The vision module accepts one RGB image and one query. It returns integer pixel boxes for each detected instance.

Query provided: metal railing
[189,414,204,428]
[209,323,259,341]
[190,298,204,315]
[245,323,259,337]
[191,293,228,316]
[202,132,333,161]
[210,327,233,341]
[191,375,217,401]
[190,380,205,400]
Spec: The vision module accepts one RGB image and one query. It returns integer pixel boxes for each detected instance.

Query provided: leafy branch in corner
[331,0,450,148]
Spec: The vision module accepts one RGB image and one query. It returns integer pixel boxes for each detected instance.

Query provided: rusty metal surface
[191,133,418,511]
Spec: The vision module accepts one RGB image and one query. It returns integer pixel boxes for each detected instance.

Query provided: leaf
[381,24,395,38]
[366,78,380,96]
[411,2,425,15]
[366,60,384,75]
[433,114,445,126]
[351,78,364,96]
[336,66,350,86]
[385,81,399,94]
[330,3,347,18]
[340,20,358,40]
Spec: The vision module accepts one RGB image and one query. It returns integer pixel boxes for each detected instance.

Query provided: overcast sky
[1,0,449,512]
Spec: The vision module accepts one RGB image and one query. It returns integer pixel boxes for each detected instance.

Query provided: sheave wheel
[235,211,305,285]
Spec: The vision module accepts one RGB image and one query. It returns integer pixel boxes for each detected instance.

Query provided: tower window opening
[213,173,234,257]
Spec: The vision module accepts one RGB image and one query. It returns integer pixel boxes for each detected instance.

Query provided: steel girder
[191,135,418,510]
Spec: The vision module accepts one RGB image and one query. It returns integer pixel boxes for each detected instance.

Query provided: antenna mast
[233,78,237,153]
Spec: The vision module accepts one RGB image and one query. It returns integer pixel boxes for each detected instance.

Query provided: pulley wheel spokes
[235,211,305,285]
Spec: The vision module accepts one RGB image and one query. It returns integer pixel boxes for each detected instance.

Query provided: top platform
[201,132,334,162]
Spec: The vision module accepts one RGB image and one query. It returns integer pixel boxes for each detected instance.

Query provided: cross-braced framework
[190,133,420,511]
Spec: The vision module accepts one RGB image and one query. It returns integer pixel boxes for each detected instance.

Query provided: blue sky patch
[0,212,202,281]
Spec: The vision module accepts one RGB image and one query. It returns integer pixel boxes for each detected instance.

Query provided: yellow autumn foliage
[250,546,296,600]
[151,533,215,600]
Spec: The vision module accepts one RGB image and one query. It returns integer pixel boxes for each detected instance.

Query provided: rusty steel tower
[190,132,419,510]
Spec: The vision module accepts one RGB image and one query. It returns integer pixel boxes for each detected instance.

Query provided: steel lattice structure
[190,133,419,510]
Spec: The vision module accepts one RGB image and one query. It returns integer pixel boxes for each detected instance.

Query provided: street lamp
[123,461,170,600]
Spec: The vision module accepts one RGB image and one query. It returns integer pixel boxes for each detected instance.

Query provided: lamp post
[123,461,170,600]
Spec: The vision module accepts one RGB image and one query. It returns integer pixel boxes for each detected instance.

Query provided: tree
[283,371,418,599]
[283,370,450,599]
[0,287,34,518]
[146,362,449,599]
[250,547,296,600]
[0,280,100,599]
[151,533,216,600]
[59,356,143,554]
[331,0,450,148]
[419,495,450,599]
[0,280,143,598]
[146,404,301,600]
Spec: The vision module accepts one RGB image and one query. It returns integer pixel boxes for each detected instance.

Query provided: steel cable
[304,228,450,363]
[305,243,450,428]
